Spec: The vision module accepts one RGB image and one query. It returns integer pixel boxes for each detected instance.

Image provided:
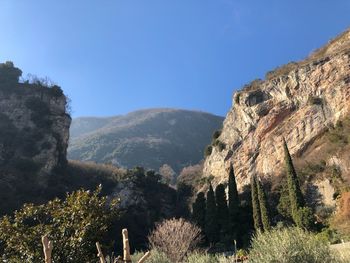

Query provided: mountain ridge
[69,108,224,173]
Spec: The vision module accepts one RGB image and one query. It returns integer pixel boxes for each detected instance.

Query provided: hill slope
[68,109,224,173]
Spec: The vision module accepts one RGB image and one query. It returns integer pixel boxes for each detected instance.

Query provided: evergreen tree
[205,184,219,243]
[283,139,305,226]
[251,175,262,231]
[256,178,271,231]
[192,192,206,231]
[215,184,230,244]
[228,163,239,239]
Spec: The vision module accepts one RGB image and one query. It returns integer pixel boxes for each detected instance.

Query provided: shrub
[148,218,203,262]
[249,227,339,263]
[0,61,22,86]
[217,141,226,152]
[308,96,323,105]
[132,250,170,263]
[212,130,222,141]
[48,85,64,97]
[0,186,119,262]
[204,145,212,157]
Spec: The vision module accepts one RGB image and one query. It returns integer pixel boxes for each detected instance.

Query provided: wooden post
[137,251,151,263]
[96,228,150,263]
[41,235,53,263]
[122,228,131,262]
[96,242,106,263]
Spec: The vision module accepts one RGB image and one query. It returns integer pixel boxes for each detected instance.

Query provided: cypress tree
[215,184,230,243]
[228,163,239,239]
[251,175,262,231]
[256,178,271,231]
[192,192,206,231]
[283,139,305,226]
[205,184,219,243]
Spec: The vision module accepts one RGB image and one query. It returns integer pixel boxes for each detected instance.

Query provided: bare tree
[159,164,176,185]
[148,218,203,262]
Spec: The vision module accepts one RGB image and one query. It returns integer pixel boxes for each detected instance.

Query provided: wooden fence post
[41,235,53,263]
[96,242,106,263]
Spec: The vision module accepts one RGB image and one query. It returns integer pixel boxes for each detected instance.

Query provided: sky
[1,1,350,118]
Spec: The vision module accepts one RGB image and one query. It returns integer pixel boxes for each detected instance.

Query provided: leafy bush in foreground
[249,227,339,263]
[0,186,119,263]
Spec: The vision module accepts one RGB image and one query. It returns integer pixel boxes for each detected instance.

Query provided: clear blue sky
[1,1,349,117]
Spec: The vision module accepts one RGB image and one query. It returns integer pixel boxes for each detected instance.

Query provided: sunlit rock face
[203,29,350,190]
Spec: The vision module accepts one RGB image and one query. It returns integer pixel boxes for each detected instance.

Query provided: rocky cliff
[203,29,350,195]
[0,62,71,213]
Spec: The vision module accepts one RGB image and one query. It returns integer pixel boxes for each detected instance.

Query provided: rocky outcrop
[203,29,350,191]
[0,83,71,182]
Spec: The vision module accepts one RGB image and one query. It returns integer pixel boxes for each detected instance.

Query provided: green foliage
[205,184,219,243]
[217,141,226,152]
[256,179,271,231]
[249,227,339,263]
[132,250,233,263]
[316,228,342,244]
[212,130,222,141]
[277,180,293,221]
[308,96,323,105]
[283,140,306,226]
[0,61,22,87]
[295,206,314,230]
[192,192,206,231]
[132,250,171,263]
[186,252,217,263]
[228,164,239,239]
[327,119,349,146]
[48,85,64,97]
[0,187,120,263]
[251,175,262,231]
[215,184,230,245]
[204,145,212,157]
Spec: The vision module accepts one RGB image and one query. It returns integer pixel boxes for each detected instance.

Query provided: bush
[217,141,226,152]
[212,130,222,141]
[0,186,120,262]
[204,145,212,157]
[132,250,171,263]
[132,250,232,263]
[148,218,203,262]
[248,227,339,263]
[308,96,323,105]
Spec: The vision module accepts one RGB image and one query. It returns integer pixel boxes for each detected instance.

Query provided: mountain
[203,28,350,205]
[68,109,224,173]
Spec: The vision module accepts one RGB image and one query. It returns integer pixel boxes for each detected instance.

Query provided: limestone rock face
[203,29,350,190]
[0,84,71,183]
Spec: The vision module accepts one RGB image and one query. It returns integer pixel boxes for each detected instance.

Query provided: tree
[0,186,119,262]
[148,218,203,263]
[228,164,239,239]
[159,164,176,185]
[0,61,22,87]
[283,139,305,226]
[205,184,219,243]
[251,175,263,232]
[215,184,230,244]
[256,178,271,231]
[192,192,206,231]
